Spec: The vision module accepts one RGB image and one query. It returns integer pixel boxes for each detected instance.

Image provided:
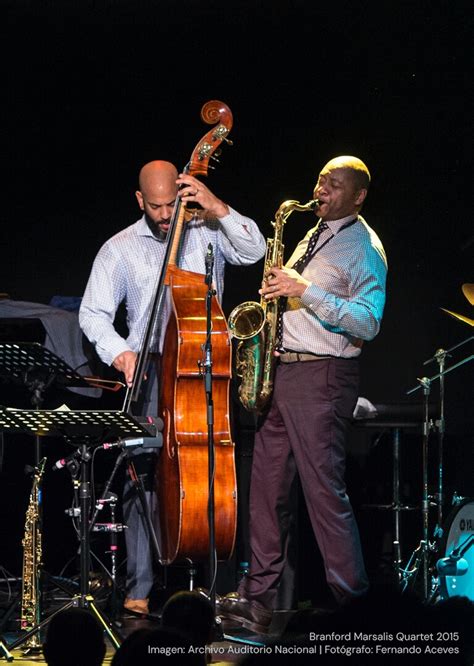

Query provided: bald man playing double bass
[80,161,265,615]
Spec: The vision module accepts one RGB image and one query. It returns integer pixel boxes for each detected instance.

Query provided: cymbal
[440,308,474,327]
[462,283,474,305]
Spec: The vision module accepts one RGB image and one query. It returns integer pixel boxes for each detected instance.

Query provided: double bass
[124,101,237,565]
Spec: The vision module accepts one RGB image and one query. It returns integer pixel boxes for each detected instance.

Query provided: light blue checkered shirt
[283,215,387,357]
[79,208,266,365]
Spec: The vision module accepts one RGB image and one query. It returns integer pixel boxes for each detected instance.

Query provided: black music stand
[0,342,115,648]
[0,407,150,656]
[0,342,98,465]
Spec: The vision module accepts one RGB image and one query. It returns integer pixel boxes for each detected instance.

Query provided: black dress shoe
[217,592,272,634]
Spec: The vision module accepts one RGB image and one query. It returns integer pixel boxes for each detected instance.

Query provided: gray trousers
[123,363,160,600]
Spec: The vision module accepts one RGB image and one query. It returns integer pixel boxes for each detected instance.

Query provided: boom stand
[0,407,151,655]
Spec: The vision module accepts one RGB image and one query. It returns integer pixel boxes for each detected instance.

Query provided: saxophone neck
[275,198,319,222]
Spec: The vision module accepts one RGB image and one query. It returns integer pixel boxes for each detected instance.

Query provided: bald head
[135,161,179,239]
[138,160,178,194]
[322,156,371,192]
[314,155,371,221]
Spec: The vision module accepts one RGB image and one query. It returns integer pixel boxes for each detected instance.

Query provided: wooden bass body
[156,265,237,564]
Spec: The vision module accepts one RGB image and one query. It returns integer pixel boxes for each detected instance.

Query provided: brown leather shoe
[123,597,149,615]
[217,592,272,634]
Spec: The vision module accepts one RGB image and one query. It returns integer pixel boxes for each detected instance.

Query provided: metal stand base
[6,594,121,654]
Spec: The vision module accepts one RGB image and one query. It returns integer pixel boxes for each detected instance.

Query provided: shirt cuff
[98,338,133,367]
[300,283,328,312]
[217,205,248,229]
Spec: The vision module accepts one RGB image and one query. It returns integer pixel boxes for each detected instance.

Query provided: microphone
[205,243,214,286]
[102,434,163,450]
[52,450,85,471]
[53,416,164,468]
[436,553,469,576]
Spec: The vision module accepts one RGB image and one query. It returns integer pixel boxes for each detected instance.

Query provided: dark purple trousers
[239,358,369,609]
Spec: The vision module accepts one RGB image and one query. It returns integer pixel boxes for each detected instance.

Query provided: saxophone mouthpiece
[310,199,320,209]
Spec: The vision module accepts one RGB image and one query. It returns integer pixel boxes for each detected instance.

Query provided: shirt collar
[136,215,155,237]
[323,214,359,234]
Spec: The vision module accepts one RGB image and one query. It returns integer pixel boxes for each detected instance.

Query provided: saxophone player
[219,155,387,633]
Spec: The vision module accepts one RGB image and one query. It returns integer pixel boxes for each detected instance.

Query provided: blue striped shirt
[79,208,266,365]
[283,215,387,357]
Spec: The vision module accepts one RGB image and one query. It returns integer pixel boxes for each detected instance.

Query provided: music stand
[0,342,103,465]
[0,407,150,655]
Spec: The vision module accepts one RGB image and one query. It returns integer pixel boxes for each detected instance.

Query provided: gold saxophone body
[228,198,318,412]
[20,457,46,650]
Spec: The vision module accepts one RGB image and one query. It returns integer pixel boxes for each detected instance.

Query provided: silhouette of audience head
[161,590,216,647]
[42,607,106,666]
[111,626,206,665]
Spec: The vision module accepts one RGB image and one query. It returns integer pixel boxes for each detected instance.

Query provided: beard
[145,213,168,242]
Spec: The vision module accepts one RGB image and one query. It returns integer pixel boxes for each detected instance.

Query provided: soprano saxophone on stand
[20,457,46,651]
[228,198,318,412]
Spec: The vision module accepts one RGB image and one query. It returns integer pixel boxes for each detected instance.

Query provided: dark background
[0,0,472,602]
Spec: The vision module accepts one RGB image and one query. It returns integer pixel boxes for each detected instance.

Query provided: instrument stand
[404,345,474,601]
[0,408,151,657]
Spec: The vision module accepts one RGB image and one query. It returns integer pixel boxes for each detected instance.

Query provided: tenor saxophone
[228,199,318,412]
[20,457,46,650]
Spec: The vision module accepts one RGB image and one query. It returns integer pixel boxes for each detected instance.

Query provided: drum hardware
[0,407,153,654]
[405,335,474,601]
[451,491,468,506]
[436,498,474,602]
[354,402,427,583]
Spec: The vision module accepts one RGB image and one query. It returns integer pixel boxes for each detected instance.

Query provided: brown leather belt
[279,352,331,363]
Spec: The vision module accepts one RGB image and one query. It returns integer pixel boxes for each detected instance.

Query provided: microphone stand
[201,244,218,612]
